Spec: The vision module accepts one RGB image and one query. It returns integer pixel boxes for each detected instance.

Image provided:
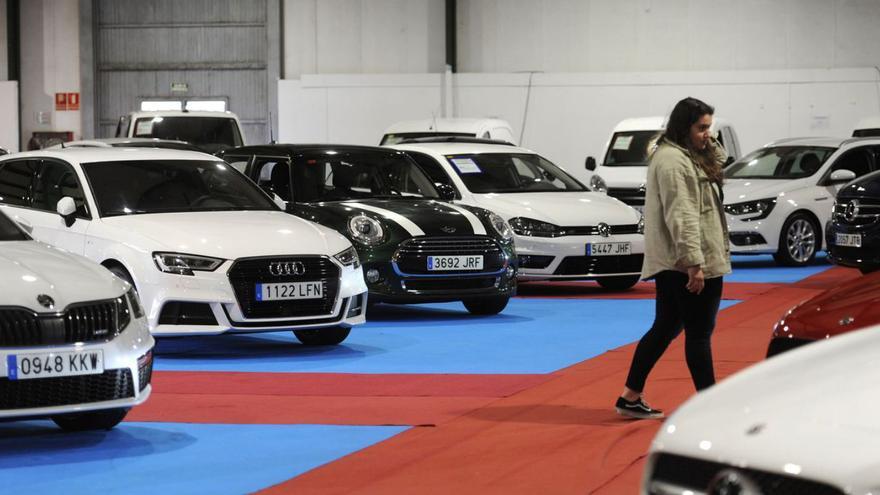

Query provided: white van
[380,118,517,146]
[853,116,880,137]
[115,110,246,153]
[585,116,740,212]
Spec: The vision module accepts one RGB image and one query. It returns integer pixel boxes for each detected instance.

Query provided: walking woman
[615,97,731,419]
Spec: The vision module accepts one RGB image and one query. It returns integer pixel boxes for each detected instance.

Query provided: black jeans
[625,270,724,393]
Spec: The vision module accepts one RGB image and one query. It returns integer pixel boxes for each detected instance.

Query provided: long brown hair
[660,97,723,184]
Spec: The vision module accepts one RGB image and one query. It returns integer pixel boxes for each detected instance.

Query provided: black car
[826,169,880,273]
[218,144,517,315]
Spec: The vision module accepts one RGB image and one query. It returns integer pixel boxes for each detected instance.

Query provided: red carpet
[257,268,857,494]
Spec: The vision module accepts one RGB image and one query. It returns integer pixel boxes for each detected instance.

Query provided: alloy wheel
[786,218,816,263]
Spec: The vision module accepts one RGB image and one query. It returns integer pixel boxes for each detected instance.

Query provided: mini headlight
[637,214,645,234]
[488,212,513,240]
[126,287,145,319]
[348,214,385,246]
[334,246,360,268]
[508,217,564,237]
[589,174,607,193]
[724,198,777,220]
[153,252,224,276]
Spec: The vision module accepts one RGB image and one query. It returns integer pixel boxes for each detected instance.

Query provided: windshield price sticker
[135,120,154,136]
[612,135,634,150]
[586,242,631,257]
[7,350,104,380]
[449,158,483,174]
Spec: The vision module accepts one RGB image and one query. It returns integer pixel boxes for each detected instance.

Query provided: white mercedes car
[390,138,645,290]
[724,137,880,266]
[0,148,367,345]
[642,322,880,495]
[0,209,153,431]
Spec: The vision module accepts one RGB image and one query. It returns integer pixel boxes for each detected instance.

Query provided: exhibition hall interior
[2,1,880,494]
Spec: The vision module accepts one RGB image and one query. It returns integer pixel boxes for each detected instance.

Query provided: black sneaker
[615,397,664,419]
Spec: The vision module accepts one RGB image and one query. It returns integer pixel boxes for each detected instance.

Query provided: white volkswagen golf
[0,209,153,431]
[0,148,367,345]
[391,139,645,290]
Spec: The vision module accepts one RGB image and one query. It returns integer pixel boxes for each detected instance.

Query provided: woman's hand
[686,265,705,294]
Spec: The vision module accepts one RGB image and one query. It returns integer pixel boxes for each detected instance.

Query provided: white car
[723,136,880,266]
[390,139,645,289]
[642,322,880,495]
[0,209,153,431]
[380,118,517,145]
[0,148,367,345]
[587,116,741,212]
[49,137,203,152]
[114,110,246,153]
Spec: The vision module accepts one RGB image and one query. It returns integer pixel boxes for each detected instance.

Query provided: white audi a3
[0,148,367,345]
[642,323,880,495]
[0,209,153,431]
[390,139,645,289]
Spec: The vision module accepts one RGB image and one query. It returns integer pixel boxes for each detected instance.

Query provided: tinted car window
[603,131,662,166]
[381,132,473,145]
[446,153,586,193]
[726,147,836,179]
[0,210,29,241]
[133,117,242,153]
[82,160,277,217]
[0,160,39,207]
[404,151,460,199]
[829,148,874,177]
[33,160,89,217]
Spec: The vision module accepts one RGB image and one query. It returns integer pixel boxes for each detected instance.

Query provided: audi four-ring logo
[269,261,306,276]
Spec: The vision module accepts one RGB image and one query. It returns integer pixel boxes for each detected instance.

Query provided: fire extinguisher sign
[55,93,80,111]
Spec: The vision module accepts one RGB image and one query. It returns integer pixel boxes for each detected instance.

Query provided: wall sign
[55,93,80,111]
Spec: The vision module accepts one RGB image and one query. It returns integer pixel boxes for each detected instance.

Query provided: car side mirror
[56,197,77,227]
[435,183,456,201]
[723,156,735,168]
[585,156,597,171]
[828,169,857,184]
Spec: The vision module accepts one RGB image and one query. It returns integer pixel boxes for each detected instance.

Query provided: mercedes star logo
[37,294,55,309]
[268,261,306,277]
[597,222,611,237]
[844,200,860,222]
[708,469,763,495]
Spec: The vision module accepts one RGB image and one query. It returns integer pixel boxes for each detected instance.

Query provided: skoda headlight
[153,252,224,276]
[508,217,564,237]
[724,198,777,220]
[488,212,513,241]
[348,214,385,246]
[637,214,645,234]
[126,287,145,319]
[334,246,360,269]
[589,174,607,192]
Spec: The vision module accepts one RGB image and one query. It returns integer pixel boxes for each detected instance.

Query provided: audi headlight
[348,214,385,246]
[589,174,607,192]
[637,214,645,234]
[334,246,360,269]
[488,212,513,241]
[126,287,145,319]
[153,252,224,276]
[508,217,564,237]
[724,198,777,220]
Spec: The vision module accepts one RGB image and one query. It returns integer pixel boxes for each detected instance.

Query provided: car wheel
[462,295,510,315]
[52,408,129,431]
[596,275,641,291]
[774,213,819,267]
[293,327,351,346]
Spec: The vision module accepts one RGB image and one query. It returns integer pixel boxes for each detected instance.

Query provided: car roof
[383,118,511,134]
[389,142,536,155]
[613,116,666,132]
[0,147,218,164]
[126,110,241,119]
[221,143,399,156]
[50,138,196,148]
[763,136,880,148]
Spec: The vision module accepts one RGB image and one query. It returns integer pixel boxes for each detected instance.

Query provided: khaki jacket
[640,137,731,280]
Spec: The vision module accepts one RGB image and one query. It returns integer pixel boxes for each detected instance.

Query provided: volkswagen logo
[597,222,611,237]
[844,200,860,222]
[441,226,457,233]
[36,294,55,309]
[708,469,763,495]
[268,261,306,277]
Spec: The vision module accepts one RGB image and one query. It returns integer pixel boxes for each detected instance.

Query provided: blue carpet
[0,421,407,494]
[153,299,739,374]
[727,253,831,283]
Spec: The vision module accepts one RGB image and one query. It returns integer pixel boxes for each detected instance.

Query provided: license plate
[7,350,104,381]
[836,233,862,247]
[587,242,632,256]
[427,255,484,271]
[256,281,323,301]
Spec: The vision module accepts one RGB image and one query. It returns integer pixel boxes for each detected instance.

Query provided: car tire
[52,408,129,431]
[293,327,351,346]
[596,275,641,291]
[462,295,510,315]
[774,213,819,267]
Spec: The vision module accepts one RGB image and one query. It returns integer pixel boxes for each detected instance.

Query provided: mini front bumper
[0,317,154,419]
[363,261,517,303]
[514,233,645,280]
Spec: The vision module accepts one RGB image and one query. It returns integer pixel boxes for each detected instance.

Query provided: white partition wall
[0,81,19,152]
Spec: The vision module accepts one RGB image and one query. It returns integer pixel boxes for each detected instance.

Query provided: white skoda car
[0,148,367,345]
[390,139,645,290]
[724,137,880,266]
[642,323,880,495]
[0,209,153,431]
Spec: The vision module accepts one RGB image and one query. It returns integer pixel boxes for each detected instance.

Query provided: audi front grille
[227,256,340,319]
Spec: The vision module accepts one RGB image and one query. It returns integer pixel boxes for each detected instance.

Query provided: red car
[767,270,880,357]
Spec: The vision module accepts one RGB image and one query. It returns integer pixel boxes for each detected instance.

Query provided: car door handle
[17,219,33,233]
[814,197,829,201]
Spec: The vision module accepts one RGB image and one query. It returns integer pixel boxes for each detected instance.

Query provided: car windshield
[0,210,29,241]
[725,146,836,179]
[380,132,474,145]
[257,150,441,202]
[132,117,242,153]
[82,160,278,217]
[602,130,662,166]
[446,153,586,193]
